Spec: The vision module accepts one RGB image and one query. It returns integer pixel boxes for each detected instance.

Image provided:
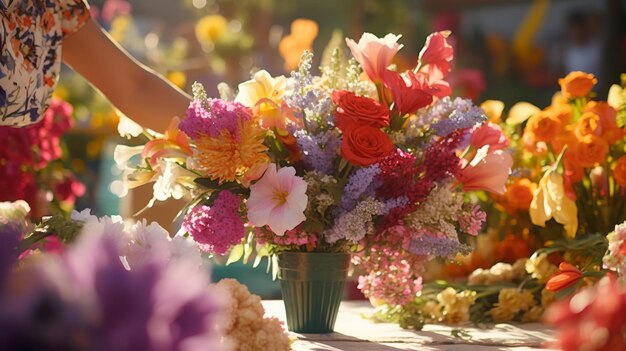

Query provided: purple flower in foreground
[0,222,21,290]
[0,231,225,351]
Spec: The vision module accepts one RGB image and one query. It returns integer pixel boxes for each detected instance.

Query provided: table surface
[262,300,556,351]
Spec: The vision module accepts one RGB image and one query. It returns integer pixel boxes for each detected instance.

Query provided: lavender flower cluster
[294,129,341,174]
[428,97,487,136]
[340,165,380,211]
[407,233,470,257]
[284,51,333,130]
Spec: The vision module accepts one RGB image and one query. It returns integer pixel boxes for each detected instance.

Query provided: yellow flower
[541,288,556,308]
[521,306,544,322]
[526,253,558,282]
[497,288,527,312]
[530,169,578,238]
[235,70,291,131]
[195,14,228,44]
[436,287,458,306]
[422,300,443,321]
[167,71,187,90]
[192,119,269,183]
[607,81,625,110]
[480,100,505,123]
[490,306,515,322]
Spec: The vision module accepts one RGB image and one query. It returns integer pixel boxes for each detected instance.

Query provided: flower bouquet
[116,31,512,332]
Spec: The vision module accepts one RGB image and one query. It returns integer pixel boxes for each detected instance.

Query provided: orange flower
[558,71,597,99]
[574,111,601,139]
[192,120,270,183]
[494,234,532,263]
[614,156,626,187]
[505,178,536,211]
[567,134,609,168]
[584,101,625,144]
[546,262,582,292]
[279,19,318,70]
[525,110,562,142]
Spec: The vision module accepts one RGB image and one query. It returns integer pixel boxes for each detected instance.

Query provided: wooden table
[262,300,556,350]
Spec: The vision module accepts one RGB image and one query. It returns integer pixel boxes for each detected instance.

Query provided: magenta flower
[182,190,245,255]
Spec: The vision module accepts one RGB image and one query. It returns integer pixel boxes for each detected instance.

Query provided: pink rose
[346,32,403,83]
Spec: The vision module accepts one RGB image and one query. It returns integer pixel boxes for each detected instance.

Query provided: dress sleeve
[58,0,91,37]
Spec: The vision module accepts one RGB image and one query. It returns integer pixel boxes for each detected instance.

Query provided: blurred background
[54,0,625,296]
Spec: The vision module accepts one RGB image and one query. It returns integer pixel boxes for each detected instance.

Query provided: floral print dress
[1,0,90,127]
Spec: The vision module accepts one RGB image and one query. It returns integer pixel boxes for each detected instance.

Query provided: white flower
[125,219,171,268]
[113,145,144,169]
[152,159,191,202]
[117,110,144,139]
[170,235,203,268]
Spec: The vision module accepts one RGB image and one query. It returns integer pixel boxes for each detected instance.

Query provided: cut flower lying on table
[116,30,512,304]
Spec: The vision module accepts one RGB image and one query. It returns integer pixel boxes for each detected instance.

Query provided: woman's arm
[62,19,191,132]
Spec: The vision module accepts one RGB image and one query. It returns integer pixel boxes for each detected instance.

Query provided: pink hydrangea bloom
[182,191,245,255]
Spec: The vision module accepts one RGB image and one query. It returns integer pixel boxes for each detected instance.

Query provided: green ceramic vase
[277,251,350,333]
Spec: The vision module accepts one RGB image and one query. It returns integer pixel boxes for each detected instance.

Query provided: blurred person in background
[1,0,190,131]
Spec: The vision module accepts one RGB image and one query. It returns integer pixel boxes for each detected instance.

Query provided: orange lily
[546,262,583,292]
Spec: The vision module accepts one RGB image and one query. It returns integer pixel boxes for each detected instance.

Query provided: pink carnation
[182,190,245,255]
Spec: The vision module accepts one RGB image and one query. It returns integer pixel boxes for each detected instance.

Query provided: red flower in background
[0,98,79,216]
[548,275,626,351]
[418,31,454,81]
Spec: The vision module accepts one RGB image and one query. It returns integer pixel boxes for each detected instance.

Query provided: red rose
[332,90,390,131]
[341,124,395,166]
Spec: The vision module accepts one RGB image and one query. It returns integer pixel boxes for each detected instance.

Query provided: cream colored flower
[530,169,578,238]
[468,268,488,285]
[526,253,558,282]
[437,287,458,306]
[422,300,443,321]
[511,258,529,281]
[235,70,291,131]
[488,262,515,282]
